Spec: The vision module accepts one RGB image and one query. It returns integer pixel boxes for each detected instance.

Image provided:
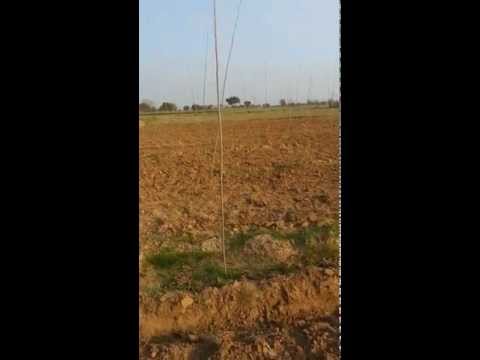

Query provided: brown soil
[140,266,339,359]
[140,110,339,255]
[140,109,340,359]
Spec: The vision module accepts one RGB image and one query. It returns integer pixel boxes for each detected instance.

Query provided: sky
[140,0,340,107]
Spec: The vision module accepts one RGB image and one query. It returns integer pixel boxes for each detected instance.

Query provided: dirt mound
[140,266,339,359]
[244,234,298,263]
[140,266,338,338]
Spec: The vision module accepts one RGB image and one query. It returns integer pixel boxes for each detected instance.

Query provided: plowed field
[140,107,340,359]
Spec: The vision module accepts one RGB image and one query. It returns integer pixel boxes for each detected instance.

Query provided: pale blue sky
[140,0,339,107]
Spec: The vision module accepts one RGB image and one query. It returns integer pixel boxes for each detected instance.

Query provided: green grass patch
[302,240,339,265]
[283,223,338,248]
[284,225,322,247]
[142,223,339,297]
[192,263,243,287]
[263,263,297,275]
[147,250,213,270]
[227,229,261,251]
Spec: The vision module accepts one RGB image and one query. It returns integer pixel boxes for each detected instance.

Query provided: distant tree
[279,99,287,107]
[142,98,155,107]
[244,100,252,108]
[262,103,270,108]
[139,102,155,112]
[139,99,156,112]
[159,102,177,111]
[207,105,214,110]
[328,99,339,108]
[191,104,201,111]
[183,105,190,111]
[226,96,241,106]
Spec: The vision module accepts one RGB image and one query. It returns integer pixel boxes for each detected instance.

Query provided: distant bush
[191,104,203,111]
[279,99,287,107]
[158,102,177,111]
[328,99,340,108]
[262,103,270,108]
[226,96,241,106]
[183,105,190,111]
[139,102,155,112]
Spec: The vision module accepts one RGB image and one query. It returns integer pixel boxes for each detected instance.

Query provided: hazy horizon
[140,0,340,108]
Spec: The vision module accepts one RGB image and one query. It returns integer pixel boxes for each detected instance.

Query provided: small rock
[149,345,158,358]
[308,213,318,222]
[188,334,199,342]
[324,269,335,276]
[160,292,175,302]
[181,295,194,309]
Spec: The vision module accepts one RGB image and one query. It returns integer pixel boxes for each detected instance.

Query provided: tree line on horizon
[139,96,339,113]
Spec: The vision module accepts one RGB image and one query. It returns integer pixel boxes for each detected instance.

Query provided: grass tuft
[147,250,213,270]
[193,263,243,287]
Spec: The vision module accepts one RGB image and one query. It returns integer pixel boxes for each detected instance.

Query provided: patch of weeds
[285,224,339,249]
[263,263,297,275]
[147,250,213,270]
[321,239,339,261]
[228,232,251,251]
[284,225,322,248]
[266,229,292,241]
[192,262,243,288]
[302,240,339,266]
[228,229,262,251]
[329,222,339,239]
[141,283,165,299]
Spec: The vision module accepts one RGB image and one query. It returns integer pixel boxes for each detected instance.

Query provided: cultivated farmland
[140,106,340,359]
